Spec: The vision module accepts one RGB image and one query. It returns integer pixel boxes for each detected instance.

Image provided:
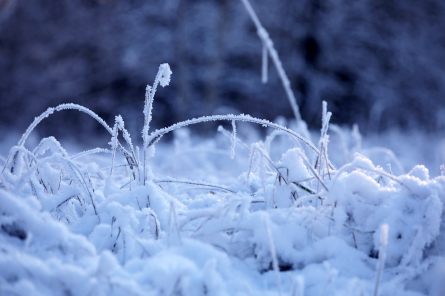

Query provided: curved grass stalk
[329,162,410,192]
[32,137,68,158]
[19,103,112,147]
[154,179,235,194]
[16,103,135,167]
[362,147,405,175]
[2,145,38,174]
[70,148,112,160]
[147,114,320,156]
[264,130,301,154]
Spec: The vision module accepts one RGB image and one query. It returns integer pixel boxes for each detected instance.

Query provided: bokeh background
[1,0,445,143]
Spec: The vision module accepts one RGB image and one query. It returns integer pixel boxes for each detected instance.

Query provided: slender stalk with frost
[373,224,389,296]
[7,103,136,174]
[329,162,410,192]
[262,217,282,296]
[154,179,235,193]
[299,150,329,192]
[168,201,182,247]
[146,114,332,167]
[142,63,172,184]
[70,148,112,160]
[261,41,268,83]
[230,120,237,159]
[240,0,301,122]
[291,276,305,296]
[110,118,120,176]
[264,129,302,154]
[217,125,250,151]
[317,101,332,181]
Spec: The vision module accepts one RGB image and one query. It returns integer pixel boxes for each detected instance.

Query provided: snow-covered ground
[1,65,445,296]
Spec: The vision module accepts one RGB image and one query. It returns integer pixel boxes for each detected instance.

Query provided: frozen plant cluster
[1,63,445,296]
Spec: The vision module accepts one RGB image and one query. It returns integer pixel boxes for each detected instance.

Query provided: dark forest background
[1,0,445,143]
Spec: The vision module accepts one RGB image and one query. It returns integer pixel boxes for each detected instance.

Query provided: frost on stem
[143,63,172,143]
[240,0,301,122]
[217,125,250,151]
[146,114,325,160]
[14,103,136,171]
[317,101,332,181]
[261,41,268,84]
[263,217,282,296]
[373,224,389,296]
[143,63,172,184]
[230,120,237,159]
[110,117,120,176]
[33,137,69,158]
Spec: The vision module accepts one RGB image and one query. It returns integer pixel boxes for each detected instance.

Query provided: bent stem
[146,114,329,164]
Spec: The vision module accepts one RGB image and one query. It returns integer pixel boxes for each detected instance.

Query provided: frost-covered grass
[1,61,445,296]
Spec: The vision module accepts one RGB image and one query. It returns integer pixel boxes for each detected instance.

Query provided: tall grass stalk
[373,224,389,296]
[263,217,282,296]
[240,0,301,122]
[146,114,324,158]
[142,64,172,184]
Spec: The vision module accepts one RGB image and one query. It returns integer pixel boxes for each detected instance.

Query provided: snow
[1,65,445,296]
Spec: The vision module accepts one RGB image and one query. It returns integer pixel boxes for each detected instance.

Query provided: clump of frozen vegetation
[1,1,445,294]
[1,62,444,296]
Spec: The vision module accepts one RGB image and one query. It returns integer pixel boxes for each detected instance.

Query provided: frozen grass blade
[262,216,282,296]
[146,114,330,164]
[168,201,182,247]
[70,148,112,160]
[231,120,237,159]
[155,179,235,194]
[143,63,172,184]
[110,118,119,176]
[240,0,301,122]
[291,276,304,296]
[299,150,329,192]
[262,41,268,84]
[217,125,250,151]
[15,103,136,170]
[373,224,389,296]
